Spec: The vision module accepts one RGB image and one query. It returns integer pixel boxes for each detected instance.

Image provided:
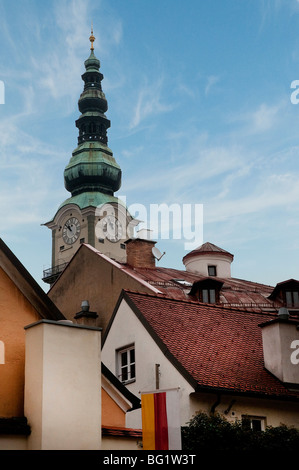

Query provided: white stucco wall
[102,299,299,432]
[184,254,232,278]
[261,320,299,385]
[102,299,195,429]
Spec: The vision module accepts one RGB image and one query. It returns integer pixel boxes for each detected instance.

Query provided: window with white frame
[117,345,135,384]
[242,415,266,432]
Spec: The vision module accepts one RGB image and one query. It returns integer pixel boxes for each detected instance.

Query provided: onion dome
[63,28,122,200]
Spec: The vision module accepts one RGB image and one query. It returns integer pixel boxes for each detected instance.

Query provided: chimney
[74,300,98,327]
[125,238,156,269]
[24,320,102,449]
[259,308,299,388]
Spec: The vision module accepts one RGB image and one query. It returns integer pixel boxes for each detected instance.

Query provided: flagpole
[139,387,180,394]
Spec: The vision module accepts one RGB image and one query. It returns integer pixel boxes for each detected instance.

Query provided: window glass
[242,415,265,432]
[209,289,216,303]
[286,291,299,307]
[293,291,299,307]
[251,419,262,432]
[208,265,217,276]
[202,289,208,303]
[286,291,293,306]
[118,346,136,383]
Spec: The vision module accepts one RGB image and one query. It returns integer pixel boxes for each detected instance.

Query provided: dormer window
[201,288,216,303]
[268,279,299,309]
[285,291,299,308]
[189,278,223,304]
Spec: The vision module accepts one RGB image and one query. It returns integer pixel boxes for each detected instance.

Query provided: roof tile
[124,290,299,400]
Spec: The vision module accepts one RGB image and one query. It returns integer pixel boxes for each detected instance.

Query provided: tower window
[208,265,217,276]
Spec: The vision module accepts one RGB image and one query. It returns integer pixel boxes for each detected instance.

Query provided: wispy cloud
[129,77,173,129]
[227,101,283,136]
[205,75,220,96]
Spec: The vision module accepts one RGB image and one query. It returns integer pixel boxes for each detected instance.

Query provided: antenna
[152,246,165,261]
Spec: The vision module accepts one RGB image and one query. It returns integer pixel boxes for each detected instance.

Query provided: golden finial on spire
[89,23,95,50]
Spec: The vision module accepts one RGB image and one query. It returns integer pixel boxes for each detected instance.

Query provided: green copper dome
[64,141,121,196]
[84,49,100,71]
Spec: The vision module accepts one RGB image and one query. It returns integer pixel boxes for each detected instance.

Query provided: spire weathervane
[89,24,95,50]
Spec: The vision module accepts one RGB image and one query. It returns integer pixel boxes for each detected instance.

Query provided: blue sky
[1,0,299,289]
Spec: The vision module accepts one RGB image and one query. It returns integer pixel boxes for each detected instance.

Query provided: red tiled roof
[123,290,299,400]
[102,425,142,438]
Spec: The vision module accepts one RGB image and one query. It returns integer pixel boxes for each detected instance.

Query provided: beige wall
[102,388,125,428]
[189,391,299,429]
[25,320,102,450]
[49,245,155,335]
[0,267,40,418]
[102,436,141,450]
[0,436,27,450]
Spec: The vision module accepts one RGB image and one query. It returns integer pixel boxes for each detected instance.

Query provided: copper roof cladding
[121,290,299,400]
[182,242,234,263]
[121,264,277,312]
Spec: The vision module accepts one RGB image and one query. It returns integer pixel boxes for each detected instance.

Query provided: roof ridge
[123,289,277,316]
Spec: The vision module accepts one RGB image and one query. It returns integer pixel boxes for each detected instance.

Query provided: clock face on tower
[62,217,81,245]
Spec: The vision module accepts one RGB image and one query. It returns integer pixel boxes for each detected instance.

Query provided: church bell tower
[43,29,137,284]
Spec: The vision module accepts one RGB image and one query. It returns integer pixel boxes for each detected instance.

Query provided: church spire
[63,28,121,198]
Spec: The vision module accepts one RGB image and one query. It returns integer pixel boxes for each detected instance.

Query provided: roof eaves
[101,362,141,410]
[102,425,142,438]
[0,239,65,321]
[194,382,299,402]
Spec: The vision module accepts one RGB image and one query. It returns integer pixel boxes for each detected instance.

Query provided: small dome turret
[183,242,234,278]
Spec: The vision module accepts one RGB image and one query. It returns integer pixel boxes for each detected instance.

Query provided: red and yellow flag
[141,389,181,450]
